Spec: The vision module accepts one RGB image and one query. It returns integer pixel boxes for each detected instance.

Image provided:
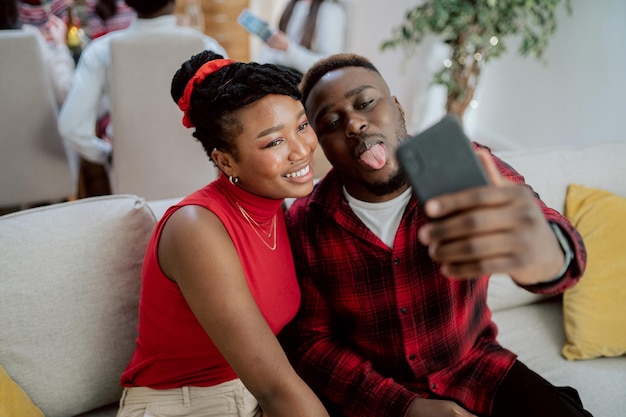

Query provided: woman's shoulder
[158,201,225,254]
[162,182,228,224]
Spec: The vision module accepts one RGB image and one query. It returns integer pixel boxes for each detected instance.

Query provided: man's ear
[393,96,406,123]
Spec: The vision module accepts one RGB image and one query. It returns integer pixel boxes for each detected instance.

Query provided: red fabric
[283,143,587,417]
[95,113,110,139]
[121,173,301,388]
[17,0,67,29]
[18,0,135,39]
[177,59,235,128]
[85,0,135,39]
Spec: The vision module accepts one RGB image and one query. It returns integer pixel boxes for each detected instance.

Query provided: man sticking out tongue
[359,143,386,170]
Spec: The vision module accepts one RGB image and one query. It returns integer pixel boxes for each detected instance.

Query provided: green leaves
[381,0,572,118]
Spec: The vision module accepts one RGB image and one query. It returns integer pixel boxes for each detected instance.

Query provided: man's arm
[58,41,111,165]
[417,146,586,292]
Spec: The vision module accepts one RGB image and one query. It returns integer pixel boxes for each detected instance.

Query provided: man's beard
[364,122,409,197]
[364,168,407,197]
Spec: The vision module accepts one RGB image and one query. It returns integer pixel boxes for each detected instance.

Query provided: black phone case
[396,115,489,202]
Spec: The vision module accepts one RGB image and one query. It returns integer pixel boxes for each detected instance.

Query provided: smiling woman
[115,51,329,417]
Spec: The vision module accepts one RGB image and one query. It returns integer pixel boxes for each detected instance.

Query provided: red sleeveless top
[121,173,300,388]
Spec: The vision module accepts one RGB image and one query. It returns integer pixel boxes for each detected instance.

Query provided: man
[282,53,592,417]
[58,0,227,196]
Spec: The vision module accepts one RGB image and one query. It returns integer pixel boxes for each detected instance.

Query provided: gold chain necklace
[235,202,277,251]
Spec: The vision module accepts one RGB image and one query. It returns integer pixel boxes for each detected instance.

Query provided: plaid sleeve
[488,146,587,295]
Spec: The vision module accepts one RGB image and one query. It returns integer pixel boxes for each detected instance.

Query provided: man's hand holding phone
[418,148,566,285]
[397,116,567,284]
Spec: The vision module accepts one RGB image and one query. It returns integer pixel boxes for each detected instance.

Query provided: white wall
[253,0,626,151]
[467,0,626,151]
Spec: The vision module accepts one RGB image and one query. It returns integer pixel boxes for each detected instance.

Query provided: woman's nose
[289,134,311,160]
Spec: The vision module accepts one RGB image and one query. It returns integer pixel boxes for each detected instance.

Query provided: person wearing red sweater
[117,51,329,417]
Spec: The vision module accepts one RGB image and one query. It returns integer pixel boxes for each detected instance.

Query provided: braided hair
[171,51,302,162]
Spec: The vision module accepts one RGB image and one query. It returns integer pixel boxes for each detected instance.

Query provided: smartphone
[396,115,489,202]
[237,9,274,42]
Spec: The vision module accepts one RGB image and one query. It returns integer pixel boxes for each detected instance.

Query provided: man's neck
[343,183,411,203]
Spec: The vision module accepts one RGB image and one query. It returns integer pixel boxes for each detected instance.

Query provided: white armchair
[109,32,219,201]
[0,30,76,209]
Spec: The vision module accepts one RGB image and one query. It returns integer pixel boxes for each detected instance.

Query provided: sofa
[1,142,625,417]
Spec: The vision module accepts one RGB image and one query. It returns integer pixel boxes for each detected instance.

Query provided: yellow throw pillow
[562,183,626,360]
[0,364,44,417]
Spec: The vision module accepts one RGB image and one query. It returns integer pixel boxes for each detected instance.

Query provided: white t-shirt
[344,186,413,249]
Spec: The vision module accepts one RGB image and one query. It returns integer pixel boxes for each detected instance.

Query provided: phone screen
[237,9,273,42]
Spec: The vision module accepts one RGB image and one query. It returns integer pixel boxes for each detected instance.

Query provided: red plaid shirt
[283,145,586,417]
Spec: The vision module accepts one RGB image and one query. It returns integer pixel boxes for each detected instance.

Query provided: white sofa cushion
[488,142,626,312]
[0,195,156,417]
[487,274,548,312]
[495,142,626,214]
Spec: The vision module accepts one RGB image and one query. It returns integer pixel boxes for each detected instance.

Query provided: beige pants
[116,378,262,417]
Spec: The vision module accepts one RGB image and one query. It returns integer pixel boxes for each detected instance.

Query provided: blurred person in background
[257,0,347,78]
[57,0,227,197]
[18,0,135,41]
[84,0,134,39]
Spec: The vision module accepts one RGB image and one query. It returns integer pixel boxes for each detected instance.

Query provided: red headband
[177,58,235,128]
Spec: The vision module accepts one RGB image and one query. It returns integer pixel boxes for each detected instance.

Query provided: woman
[116,51,329,417]
[257,0,347,76]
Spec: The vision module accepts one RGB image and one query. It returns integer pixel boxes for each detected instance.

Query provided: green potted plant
[382,0,572,121]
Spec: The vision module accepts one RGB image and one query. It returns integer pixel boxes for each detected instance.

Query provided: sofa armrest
[0,195,156,417]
